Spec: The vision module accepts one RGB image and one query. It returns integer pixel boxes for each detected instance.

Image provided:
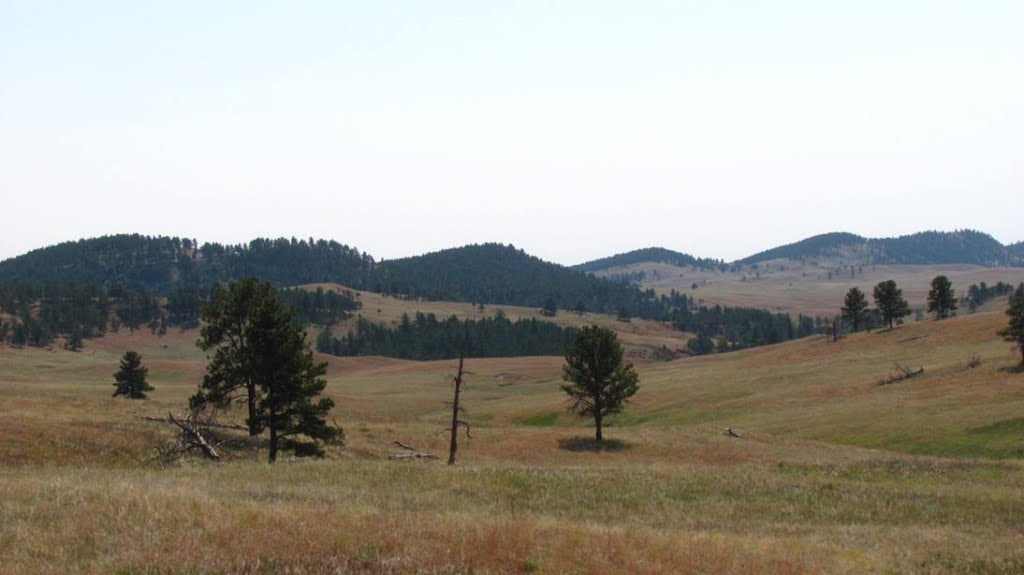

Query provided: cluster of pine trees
[673,304,819,355]
[965,281,1021,311]
[0,281,360,350]
[278,287,360,325]
[316,311,574,360]
[0,282,162,348]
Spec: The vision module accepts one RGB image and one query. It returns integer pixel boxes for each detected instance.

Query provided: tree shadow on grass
[999,364,1024,374]
[557,436,631,453]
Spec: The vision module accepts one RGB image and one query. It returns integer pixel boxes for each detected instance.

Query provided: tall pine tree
[998,287,1024,365]
[192,278,339,461]
[873,280,911,329]
[841,287,870,332]
[927,275,958,319]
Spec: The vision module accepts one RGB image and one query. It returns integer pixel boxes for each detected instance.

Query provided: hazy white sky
[1,1,1022,265]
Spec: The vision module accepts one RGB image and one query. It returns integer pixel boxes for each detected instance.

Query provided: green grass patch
[518,412,560,426]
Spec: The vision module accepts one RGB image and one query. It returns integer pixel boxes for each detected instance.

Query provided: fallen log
[168,412,221,461]
[723,427,742,438]
[389,452,439,460]
[877,363,924,386]
[136,414,246,431]
[389,440,438,461]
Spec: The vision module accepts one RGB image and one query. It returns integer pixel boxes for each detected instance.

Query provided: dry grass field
[593,260,1024,317]
[1,311,1023,573]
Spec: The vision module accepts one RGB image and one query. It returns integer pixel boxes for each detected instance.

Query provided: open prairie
[593,260,1024,317]
[2,310,1023,573]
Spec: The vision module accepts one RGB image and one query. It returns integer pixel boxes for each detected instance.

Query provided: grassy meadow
[1,310,1023,573]
[593,260,1024,317]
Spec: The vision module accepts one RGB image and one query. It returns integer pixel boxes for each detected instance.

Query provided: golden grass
[595,260,1024,317]
[2,310,1024,572]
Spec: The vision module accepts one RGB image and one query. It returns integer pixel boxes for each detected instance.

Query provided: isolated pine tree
[927,276,958,319]
[841,287,870,332]
[112,351,153,399]
[872,280,911,329]
[998,287,1024,365]
[193,278,339,462]
[561,325,639,442]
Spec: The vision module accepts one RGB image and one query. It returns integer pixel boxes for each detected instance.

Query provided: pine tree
[192,278,339,461]
[112,351,153,399]
[872,280,911,329]
[927,275,958,319]
[541,297,558,317]
[998,287,1024,365]
[561,325,639,442]
[841,287,870,332]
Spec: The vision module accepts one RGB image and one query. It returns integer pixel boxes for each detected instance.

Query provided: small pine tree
[927,275,958,319]
[65,327,84,351]
[541,297,558,317]
[113,351,153,399]
[998,287,1024,365]
[841,287,870,332]
[316,325,335,354]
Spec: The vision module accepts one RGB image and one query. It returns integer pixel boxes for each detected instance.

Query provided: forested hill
[372,243,663,316]
[738,230,1021,266]
[573,247,723,273]
[0,236,663,317]
[0,235,376,293]
[1008,241,1024,260]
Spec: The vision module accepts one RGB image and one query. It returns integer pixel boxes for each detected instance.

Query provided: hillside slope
[739,229,1018,266]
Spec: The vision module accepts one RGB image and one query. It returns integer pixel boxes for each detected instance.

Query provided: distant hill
[738,230,1021,266]
[573,247,722,273]
[0,236,664,317]
[0,234,375,293]
[371,243,664,315]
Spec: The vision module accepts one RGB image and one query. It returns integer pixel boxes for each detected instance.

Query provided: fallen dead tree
[877,363,924,386]
[389,441,438,461]
[136,414,246,431]
[723,427,742,438]
[146,408,247,462]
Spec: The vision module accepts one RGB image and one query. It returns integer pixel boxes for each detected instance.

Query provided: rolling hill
[573,247,723,273]
[0,236,663,317]
[575,230,1023,275]
[2,306,1023,572]
[738,229,1017,266]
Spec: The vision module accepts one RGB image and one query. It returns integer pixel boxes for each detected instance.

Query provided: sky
[1,1,1022,265]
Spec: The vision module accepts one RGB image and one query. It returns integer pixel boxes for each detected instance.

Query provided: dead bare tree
[446,350,472,465]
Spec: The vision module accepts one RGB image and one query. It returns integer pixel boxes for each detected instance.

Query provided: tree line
[317,311,574,360]
[965,281,1020,312]
[839,275,979,334]
[0,282,359,350]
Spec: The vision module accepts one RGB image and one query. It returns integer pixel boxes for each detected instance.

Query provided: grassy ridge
[597,261,1024,317]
